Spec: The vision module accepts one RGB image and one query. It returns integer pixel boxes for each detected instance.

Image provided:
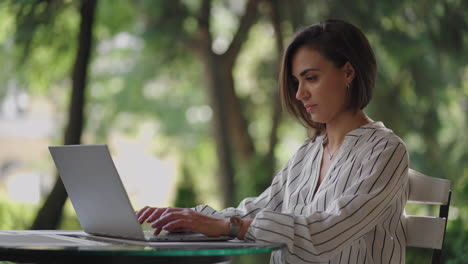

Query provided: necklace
[325,143,340,160]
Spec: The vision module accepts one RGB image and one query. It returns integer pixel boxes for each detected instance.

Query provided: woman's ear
[343,62,355,83]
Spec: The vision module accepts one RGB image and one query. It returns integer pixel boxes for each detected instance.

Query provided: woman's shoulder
[353,121,407,150]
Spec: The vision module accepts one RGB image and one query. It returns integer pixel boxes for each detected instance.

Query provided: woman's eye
[306,76,318,81]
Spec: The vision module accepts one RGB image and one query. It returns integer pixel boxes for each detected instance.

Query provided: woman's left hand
[150,208,229,237]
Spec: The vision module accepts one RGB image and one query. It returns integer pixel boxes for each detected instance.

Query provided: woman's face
[291,46,354,124]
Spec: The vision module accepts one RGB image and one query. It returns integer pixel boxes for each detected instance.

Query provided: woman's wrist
[237,219,252,240]
[221,217,252,240]
[222,218,231,236]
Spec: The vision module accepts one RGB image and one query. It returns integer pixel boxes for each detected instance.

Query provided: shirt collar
[314,121,385,145]
[345,121,385,137]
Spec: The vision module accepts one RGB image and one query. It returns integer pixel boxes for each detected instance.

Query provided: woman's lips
[305,104,318,113]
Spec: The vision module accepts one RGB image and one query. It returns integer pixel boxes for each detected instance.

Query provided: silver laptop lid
[49,144,145,240]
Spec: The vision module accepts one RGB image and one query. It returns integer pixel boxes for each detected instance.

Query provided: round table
[0,231,284,264]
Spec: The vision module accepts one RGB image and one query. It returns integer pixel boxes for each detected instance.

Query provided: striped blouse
[194,121,409,264]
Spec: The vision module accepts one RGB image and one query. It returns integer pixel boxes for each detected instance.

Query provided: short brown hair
[280,19,376,136]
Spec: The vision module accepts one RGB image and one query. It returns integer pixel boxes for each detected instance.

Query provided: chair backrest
[407,169,451,206]
[405,169,452,263]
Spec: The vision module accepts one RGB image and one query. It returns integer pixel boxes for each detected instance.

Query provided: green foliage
[5,0,78,95]
[0,194,80,230]
[235,154,272,204]
[232,252,271,264]
[444,216,468,263]
[406,247,432,264]
[173,164,199,208]
[0,194,36,230]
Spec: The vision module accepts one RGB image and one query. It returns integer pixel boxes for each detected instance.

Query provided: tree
[128,0,309,207]
[125,0,262,207]
[31,0,97,229]
[88,0,309,208]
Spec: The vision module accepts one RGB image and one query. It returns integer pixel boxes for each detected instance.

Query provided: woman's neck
[325,110,372,148]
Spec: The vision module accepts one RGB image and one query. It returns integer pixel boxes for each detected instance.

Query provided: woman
[137,19,409,264]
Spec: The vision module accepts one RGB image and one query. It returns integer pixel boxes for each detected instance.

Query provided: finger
[147,207,168,223]
[169,227,191,233]
[138,207,157,224]
[148,207,184,223]
[135,206,149,217]
[153,226,163,236]
[150,210,173,228]
[160,207,184,217]
[162,219,192,233]
[151,210,186,229]
[137,206,151,223]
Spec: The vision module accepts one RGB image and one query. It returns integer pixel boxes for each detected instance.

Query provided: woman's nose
[295,82,309,101]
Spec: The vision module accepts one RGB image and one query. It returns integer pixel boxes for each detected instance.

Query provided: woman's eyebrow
[299,68,320,76]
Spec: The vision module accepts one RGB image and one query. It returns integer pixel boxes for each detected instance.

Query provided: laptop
[48,144,231,242]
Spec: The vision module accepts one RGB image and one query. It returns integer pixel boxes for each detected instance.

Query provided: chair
[406,169,452,264]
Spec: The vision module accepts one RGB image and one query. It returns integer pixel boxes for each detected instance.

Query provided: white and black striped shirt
[195,121,409,263]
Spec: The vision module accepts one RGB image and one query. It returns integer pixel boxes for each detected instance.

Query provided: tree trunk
[262,0,285,187]
[223,65,256,161]
[31,0,97,230]
[191,0,260,207]
[201,53,236,207]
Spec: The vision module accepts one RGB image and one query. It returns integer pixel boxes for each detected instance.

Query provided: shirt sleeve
[193,140,311,220]
[244,139,409,262]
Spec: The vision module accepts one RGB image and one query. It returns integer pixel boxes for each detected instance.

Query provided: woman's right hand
[136,206,184,224]
[136,206,232,237]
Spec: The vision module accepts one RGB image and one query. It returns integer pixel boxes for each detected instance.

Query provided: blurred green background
[0,0,466,263]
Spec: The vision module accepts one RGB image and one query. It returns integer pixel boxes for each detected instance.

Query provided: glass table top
[0,230,285,257]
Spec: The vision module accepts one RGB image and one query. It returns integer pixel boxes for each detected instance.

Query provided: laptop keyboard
[143,230,158,238]
[143,230,186,239]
